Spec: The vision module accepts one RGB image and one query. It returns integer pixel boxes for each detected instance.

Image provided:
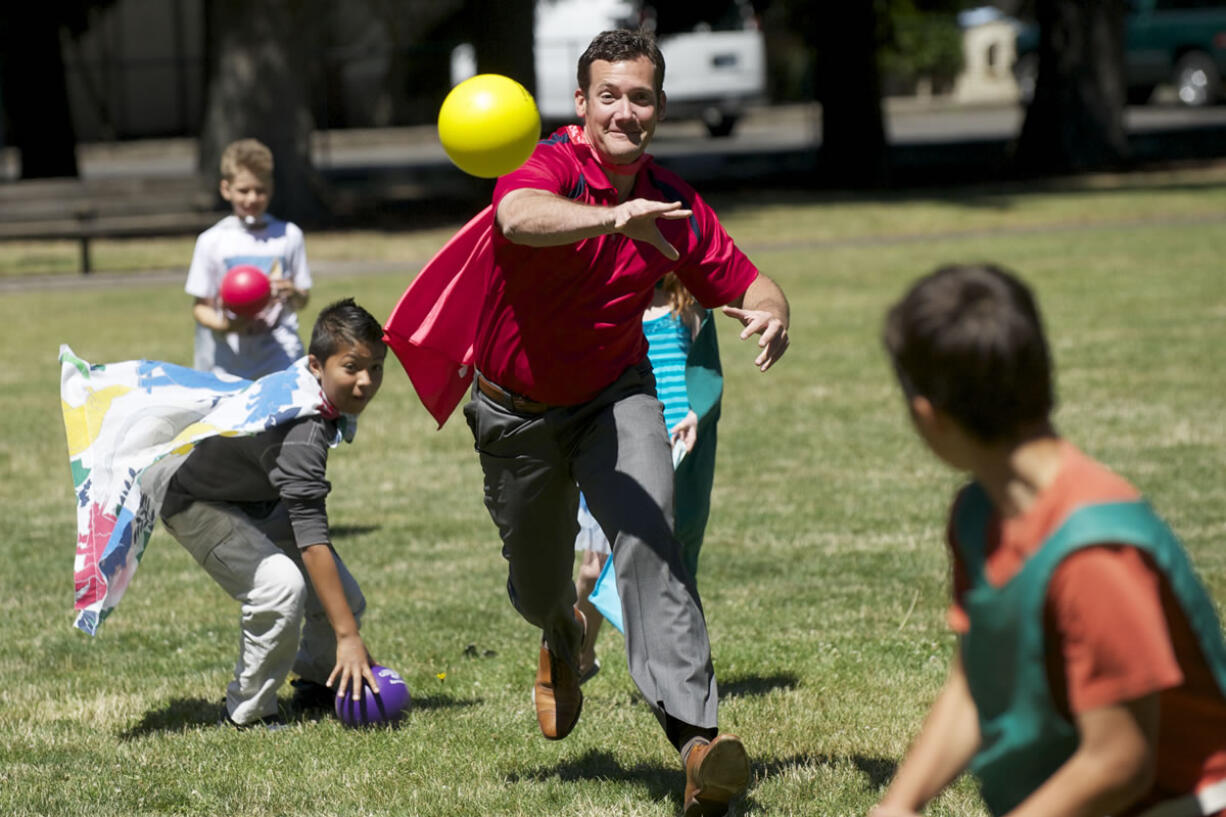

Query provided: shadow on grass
[718,671,799,698]
[330,523,381,539]
[406,692,482,711]
[756,752,898,790]
[119,696,222,739]
[506,749,679,803]
[119,692,482,739]
[506,748,897,809]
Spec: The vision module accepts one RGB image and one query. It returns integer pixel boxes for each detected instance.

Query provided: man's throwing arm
[496,188,693,260]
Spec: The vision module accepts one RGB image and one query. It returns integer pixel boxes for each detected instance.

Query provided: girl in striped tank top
[573,273,723,684]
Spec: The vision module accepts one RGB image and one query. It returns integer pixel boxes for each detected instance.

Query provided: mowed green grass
[1,170,1225,817]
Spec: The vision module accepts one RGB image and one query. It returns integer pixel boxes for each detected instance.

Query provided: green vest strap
[954,490,1226,816]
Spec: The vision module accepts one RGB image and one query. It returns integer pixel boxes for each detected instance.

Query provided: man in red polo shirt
[461,29,790,816]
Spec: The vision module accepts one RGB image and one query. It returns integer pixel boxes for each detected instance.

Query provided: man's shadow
[612,672,800,712]
[719,671,799,698]
[507,749,897,809]
[118,692,480,739]
[329,523,380,539]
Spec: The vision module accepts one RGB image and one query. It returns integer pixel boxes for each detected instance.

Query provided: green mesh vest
[953,483,1226,816]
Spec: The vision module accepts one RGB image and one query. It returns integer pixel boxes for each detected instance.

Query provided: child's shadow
[762,752,898,789]
[119,696,223,739]
[119,693,480,739]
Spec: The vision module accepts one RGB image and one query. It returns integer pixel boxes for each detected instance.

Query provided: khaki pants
[162,501,365,725]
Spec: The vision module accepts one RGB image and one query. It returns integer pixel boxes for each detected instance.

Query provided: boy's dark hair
[309,298,385,361]
[578,29,666,95]
[883,263,1055,442]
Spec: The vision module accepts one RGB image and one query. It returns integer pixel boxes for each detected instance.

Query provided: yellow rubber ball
[438,74,541,178]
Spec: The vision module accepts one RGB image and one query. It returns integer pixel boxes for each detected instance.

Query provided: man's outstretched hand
[722,304,789,371]
[612,199,692,260]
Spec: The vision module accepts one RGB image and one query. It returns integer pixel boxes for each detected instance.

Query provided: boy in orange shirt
[871,263,1226,817]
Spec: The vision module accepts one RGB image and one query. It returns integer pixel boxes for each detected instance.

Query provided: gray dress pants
[464,360,718,731]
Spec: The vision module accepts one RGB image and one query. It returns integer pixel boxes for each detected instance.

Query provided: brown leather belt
[476,373,551,414]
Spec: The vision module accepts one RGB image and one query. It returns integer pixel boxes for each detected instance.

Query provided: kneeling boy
[160,298,387,728]
[872,264,1226,817]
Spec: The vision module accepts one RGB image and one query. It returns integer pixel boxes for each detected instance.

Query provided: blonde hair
[219,138,274,184]
[659,272,697,317]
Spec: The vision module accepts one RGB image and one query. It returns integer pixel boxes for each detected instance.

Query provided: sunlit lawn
[1,168,1224,816]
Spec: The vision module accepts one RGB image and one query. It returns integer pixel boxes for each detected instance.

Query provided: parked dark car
[1014,0,1226,106]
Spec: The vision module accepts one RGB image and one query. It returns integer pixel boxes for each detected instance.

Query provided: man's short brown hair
[883,263,1055,442]
[219,138,274,185]
[577,29,666,95]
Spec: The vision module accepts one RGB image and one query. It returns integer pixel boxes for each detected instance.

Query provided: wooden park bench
[0,176,222,273]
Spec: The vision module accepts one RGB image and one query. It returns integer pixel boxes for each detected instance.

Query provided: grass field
[2,167,1225,817]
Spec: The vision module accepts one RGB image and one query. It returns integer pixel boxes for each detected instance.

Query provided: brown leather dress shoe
[683,734,750,817]
[532,609,585,740]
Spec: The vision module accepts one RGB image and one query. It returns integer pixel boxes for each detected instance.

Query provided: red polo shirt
[475,125,759,405]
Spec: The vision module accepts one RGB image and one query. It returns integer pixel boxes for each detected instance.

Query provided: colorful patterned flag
[59,346,351,635]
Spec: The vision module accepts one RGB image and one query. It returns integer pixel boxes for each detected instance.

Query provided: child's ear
[307,354,324,379]
[910,395,940,432]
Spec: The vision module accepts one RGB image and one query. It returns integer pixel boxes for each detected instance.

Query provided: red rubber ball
[220,265,271,316]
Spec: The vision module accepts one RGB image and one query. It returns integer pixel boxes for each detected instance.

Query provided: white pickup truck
[451,0,766,137]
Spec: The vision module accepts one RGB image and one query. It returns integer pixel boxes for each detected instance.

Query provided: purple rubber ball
[335,664,411,727]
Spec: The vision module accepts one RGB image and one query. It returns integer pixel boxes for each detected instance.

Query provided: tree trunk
[814,3,888,188]
[1014,0,1129,174]
[469,0,536,94]
[198,0,328,224]
[0,8,80,178]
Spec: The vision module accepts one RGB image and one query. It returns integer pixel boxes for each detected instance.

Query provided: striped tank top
[644,311,692,430]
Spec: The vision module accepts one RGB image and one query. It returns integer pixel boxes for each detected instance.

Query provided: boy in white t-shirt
[186,138,312,380]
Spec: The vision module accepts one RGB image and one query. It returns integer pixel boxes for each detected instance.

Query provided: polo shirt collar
[564,124,654,193]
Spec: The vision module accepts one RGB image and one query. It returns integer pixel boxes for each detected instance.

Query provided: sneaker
[218,711,288,732]
[683,734,750,817]
[289,678,335,714]
[532,608,585,740]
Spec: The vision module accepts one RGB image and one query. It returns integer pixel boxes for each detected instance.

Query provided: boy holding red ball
[186,138,312,379]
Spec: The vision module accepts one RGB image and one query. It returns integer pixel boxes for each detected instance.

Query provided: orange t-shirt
[947,441,1226,813]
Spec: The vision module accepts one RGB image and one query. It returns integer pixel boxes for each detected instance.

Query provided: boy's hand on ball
[611,199,692,260]
[329,634,379,700]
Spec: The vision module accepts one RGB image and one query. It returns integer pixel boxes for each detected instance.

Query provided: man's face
[575,56,664,164]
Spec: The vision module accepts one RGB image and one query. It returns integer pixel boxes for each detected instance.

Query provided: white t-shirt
[186,215,313,379]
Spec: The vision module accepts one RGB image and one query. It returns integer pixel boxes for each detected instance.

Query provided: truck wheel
[1014,52,1038,105]
[1127,84,1155,105]
[1174,51,1221,107]
[704,114,739,138]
